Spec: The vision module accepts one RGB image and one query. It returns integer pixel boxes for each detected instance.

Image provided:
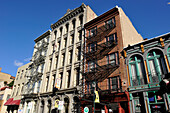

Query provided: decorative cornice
[51,4,86,30]
[34,30,51,43]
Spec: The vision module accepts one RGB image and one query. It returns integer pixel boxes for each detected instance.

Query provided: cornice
[51,4,86,30]
[34,30,51,43]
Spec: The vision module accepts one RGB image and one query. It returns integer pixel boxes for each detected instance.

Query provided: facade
[37,3,97,113]
[0,68,15,113]
[123,33,170,113]
[80,6,143,113]
[5,63,31,113]
[21,30,51,113]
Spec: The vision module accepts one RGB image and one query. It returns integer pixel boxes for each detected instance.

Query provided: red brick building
[80,6,143,113]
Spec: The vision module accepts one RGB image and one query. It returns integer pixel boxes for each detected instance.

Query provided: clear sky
[0,0,169,77]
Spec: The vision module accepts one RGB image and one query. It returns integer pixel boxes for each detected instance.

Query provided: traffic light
[159,78,170,94]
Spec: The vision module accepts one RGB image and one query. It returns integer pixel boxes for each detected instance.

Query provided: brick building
[80,6,143,113]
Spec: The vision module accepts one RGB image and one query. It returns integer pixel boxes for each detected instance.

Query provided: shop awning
[4,98,13,105]
[11,99,21,105]
[4,98,21,106]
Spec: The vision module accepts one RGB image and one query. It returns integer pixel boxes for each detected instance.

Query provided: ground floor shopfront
[20,88,81,113]
[80,92,130,113]
[129,88,170,113]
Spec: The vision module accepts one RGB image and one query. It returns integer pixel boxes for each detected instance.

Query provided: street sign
[94,91,100,103]
[58,101,64,110]
[84,107,89,113]
[55,99,59,108]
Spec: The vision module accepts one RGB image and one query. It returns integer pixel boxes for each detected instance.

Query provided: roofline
[51,3,86,30]
[84,6,119,28]
[34,30,51,43]
[123,32,170,50]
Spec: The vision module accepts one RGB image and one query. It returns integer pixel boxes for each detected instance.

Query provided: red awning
[11,99,21,105]
[0,86,9,91]
[4,98,13,105]
[4,98,21,106]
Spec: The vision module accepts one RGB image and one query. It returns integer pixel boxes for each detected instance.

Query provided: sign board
[55,78,61,89]
[27,102,32,109]
[55,99,60,108]
[95,91,100,103]
[84,107,89,113]
[18,109,23,113]
[58,101,64,110]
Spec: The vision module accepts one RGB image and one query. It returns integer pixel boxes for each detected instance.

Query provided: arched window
[167,47,170,65]
[147,50,167,83]
[129,55,146,86]
[64,98,69,113]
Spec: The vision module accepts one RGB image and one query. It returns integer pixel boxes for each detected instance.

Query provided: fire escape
[82,21,122,99]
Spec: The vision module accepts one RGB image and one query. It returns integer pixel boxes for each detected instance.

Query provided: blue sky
[0,0,169,77]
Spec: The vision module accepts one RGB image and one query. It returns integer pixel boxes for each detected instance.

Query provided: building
[36,3,97,113]
[4,63,31,113]
[0,68,15,113]
[80,6,143,113]
[21,30,51,113]
[123,32,170,113]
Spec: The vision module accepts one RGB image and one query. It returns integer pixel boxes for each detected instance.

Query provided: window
[66,24,69,33]
[0,94,4,100]
[147,50,167,83]
[167,47,170,65]
[79,15,83,25]
[58,41,61,51]
[129,55,146,86]
[106,33,117,46]
[20,70,24,79]
[6,94,10,100]
[21,84,24,94]
[107,77,118,90]
[62,54,65,66]
[69,51,73,64]
[60,27,63,37]
[72,19,76,29]
[105,17,115,29]
[63,38,67,48]
[78,30,82,41]
[89,27,97,37]
[88,42,97,53]
[54,31,57,39]
[37,80,41,93]
[76,68,80,85]
[46,77,49,92]
[70,35,74,45]
[60,73,63,89]
[67,71,71,88]
[77,47,81,60]
[107,52,119,65]
[88,61,96,72]
[49,59,52,72]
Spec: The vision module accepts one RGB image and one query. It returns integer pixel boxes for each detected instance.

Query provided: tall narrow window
[105,17,115,29]
[69,51,73,64]
[78,30,82,41]
[70,35,74,45]
[88,42,97,52]
[89,27,97,37]
[147,50,167,83]
[60,27,63,37]
[67,71,71,88]
[88,61,96,72]
[79,15,83,25]
[66,24,69,33]
[106,33,117,46]
[60,73,63,89]
[107,52,119,65]
[77,47,81,61]
[54,31,57,39]
[72,19,76,29]
[37,80,41,93]
[107,77,118,90]
[129,55,146,86]
[62,54,65,66]
[49,58,52,72]
[46,77,49,92]
[76,68,80,85]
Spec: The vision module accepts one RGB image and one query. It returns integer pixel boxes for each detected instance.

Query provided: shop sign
[55,99,60,108]
[58,101,64,110]
[84,107,89,113]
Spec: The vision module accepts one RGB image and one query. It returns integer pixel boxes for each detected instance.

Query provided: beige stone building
[4,63,31,113]
[0,68,15,113]
[22,30,51,113]
[36,3,96,113]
